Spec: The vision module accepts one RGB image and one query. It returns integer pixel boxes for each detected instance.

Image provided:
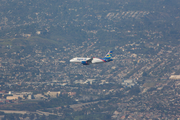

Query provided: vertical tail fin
[104,50,113,59]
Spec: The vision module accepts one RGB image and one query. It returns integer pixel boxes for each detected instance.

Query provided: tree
[39,114,46,120]
[3,114,15,120]
[129,86,141,96]
[142,72,148,77]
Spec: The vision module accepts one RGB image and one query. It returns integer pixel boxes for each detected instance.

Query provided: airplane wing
[86,57,93,64]
[81,57,93,65]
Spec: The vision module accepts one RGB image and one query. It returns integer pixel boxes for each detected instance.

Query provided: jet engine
[81,61,89,65]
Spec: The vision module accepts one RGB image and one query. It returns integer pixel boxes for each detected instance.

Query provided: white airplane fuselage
[70,57,105,64]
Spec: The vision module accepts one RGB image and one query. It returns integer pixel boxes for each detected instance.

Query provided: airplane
[70,51,113,65]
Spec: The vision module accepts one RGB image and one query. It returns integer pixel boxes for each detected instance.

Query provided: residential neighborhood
[0,0,180,119]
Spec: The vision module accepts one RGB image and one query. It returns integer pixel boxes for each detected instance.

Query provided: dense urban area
[0,0,180,119]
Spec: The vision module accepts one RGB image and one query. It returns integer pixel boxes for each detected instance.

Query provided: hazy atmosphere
[0,0,180,119]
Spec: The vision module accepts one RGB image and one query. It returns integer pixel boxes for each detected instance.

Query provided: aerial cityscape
[0,0,180,119]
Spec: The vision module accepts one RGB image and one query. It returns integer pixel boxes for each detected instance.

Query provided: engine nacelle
[81,61,89,65]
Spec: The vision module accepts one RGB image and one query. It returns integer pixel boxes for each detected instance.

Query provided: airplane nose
[70,59,73,62]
